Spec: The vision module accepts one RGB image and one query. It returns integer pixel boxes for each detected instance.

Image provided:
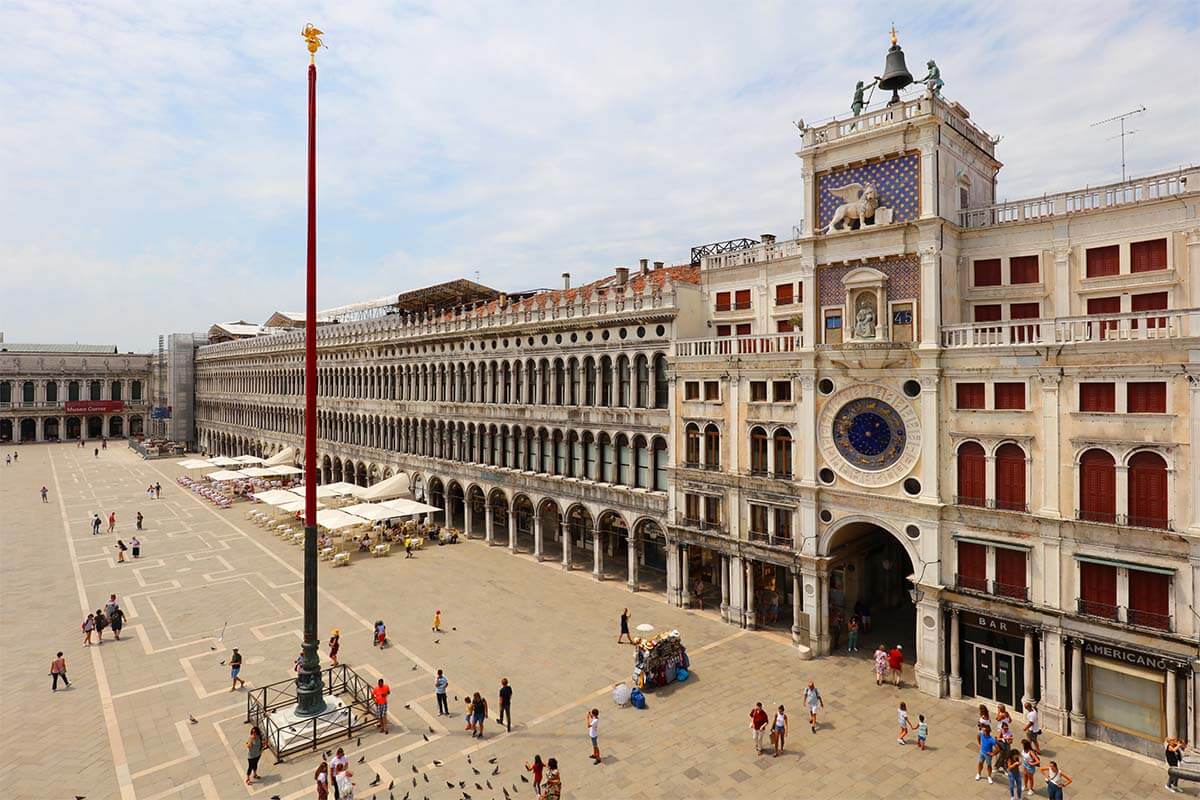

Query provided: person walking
[155,482,161,498]
[328,629,340,666]
[873,644,888,686]
[887,644,904,687]
[1004,745,1023,800]
[435,669,449,716]
[94,447,99,458]
[498,677,513,732]
[803,681,823,733]
[136,512,143,531]
[770,705,788,757]
[50,652,70,691]
[82,613,96,646]
[432,609,443,632]
[541,757,562,800]
[997,721,1013,777]
[916,714,929,750]
[315,753,331,800]
[471,692,488,739]
[94,608,108,643]
[330,747,351,800]
[41,486,48,503]
[245,726,263,785]
[109,604,125,640]
[525,755,544,796]
[108,511,116,533]
[463,696,475,731]
[976,724,1000,784]
[1021,738,1040,794]
[116,539,128,563]
[105,594,119,620]
[749,702,769,755]
[230,647,246,690]
[1165,736,1186,793]
[587,708,602,764]
[897,701,915,744]
[92,513,102,535]
[846,616,859,652]
[1023,701,1042,755]
[130,536,141,558]
[372,678,391,733]
[618,608,633,644]
[1038,761,1072,800]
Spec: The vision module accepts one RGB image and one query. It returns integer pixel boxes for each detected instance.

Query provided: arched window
[994,443,1027,512]
[616,434,632,485]
[89,380,102,401]
[598,432,613,482]
[653,353,669,409]
[749,427,769,475]
[956,442,986,506]
[600,356,613,406]
[773,429,793,478]
[632,435,649,487]
[583,432,597,479]
[22,381,35,403]
[703,424,721,470]
[554,360,565,405]
[1079,449,1116,523]
[553,430,566,475]
[539,359,551,405]
[539,428,551,473]
[502,362,512,404]
[46,382,58,403]
[634,355,649,408]
[568,431,582,477]
[68,381,80,401]
[512,361,522,404]
[567,358,580,405]
[1127,451,1168,529]
[685,423,701,467]
[651,436,668,490]
[584,358,597,406]
[0,382,9,404]
[616,355,630,407]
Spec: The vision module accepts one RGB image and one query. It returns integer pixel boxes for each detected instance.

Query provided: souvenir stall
[631,630,690,691]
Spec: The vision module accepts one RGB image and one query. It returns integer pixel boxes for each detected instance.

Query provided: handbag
[769,730,779,745]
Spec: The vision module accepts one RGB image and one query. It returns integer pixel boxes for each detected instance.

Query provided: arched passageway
[823,521,916,655]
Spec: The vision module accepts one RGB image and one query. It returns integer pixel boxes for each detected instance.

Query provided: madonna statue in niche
[853,294,877,339]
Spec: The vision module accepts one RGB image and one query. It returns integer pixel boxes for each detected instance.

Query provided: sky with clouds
[3,1,1197,351]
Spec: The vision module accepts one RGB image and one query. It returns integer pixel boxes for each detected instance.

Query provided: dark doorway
[825,521,916,655]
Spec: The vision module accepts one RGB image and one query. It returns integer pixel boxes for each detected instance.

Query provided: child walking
[432,609,442,632]
[897,701,915,744]
[916,714,928,750]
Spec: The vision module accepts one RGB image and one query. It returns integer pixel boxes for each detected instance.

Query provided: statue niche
[853,294,877,339]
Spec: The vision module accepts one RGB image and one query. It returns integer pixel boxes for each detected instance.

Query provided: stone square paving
[0,443,1182,799]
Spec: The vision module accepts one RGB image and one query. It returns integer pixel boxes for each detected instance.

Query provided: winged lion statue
[821,182,880,234]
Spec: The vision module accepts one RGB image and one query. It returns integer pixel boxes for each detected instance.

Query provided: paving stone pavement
[0,443,1184,799]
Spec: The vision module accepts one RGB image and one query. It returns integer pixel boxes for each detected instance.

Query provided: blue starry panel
[817,153,920,231]
[832,397,907,471]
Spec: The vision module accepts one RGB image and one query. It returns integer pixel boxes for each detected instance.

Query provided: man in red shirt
[887,645,904,687]
[749,702,770,755]
[372,678,391,733]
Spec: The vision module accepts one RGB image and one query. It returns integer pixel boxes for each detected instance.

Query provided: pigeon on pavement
[188,714,198,724]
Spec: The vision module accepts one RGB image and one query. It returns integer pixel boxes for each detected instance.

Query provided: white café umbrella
[267,465,303,476]
[279,498,325,513]
[341,503,400,523]
[316,509,363,531]
[240,467,280,477]
[355,473,412,501]
[290,484,344,499]
[321,481,364,496]
[253,489,304,505]
[206,469,248,482]
[177,459,215,469]
[233,455,265,464]
[264,446,296,466]
[379,498,441,517]
[208,456,242,467]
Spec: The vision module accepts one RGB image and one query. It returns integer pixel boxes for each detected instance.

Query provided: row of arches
[0,415,142,442]
[0,379,144,404]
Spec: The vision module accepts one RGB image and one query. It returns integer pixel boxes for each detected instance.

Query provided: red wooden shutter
[1079,382,1115,412]
[994,548,1027,597]
[994,443,1026,511]
[1079,449,1116,523]
[1009,255,1039,284]
[715,324,731,337]
[973,258,1002,286]
[1079,561,1117,617]
[1127,451,1167,528]
[735,323,751,335]
[1130,239,1167,273]
[715,291,731,311]
[1087,296,1121,340]
[775,284,794,305]
[974,304,1002,322]
[1086,245,1120,277]
[1131,291,1168,330]
[957,442,986,505]
[776,319,794,333]
[1127,569,1169,628]
[994,383,1026,410]
[1009,302,1041,344]
[956,541,987,590]
[1127,382,1166,414]
[734,289,751,309]
[956,383,985,409]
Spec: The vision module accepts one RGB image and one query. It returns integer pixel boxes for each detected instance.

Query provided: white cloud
[2,0,1197,350]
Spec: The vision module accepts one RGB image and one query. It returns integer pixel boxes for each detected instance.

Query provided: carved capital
[1037,371,1063,390]
[919,242,940,258]
[1185,228,1200,247]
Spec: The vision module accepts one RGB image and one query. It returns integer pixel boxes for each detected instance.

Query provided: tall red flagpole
[297,24,326,717]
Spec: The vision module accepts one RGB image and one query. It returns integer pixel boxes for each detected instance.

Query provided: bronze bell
[878,41,913,106]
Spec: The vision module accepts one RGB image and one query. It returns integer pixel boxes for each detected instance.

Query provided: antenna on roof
[1090,105,1146,182]
[474,270,481,283]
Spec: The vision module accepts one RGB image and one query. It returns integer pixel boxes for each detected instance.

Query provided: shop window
[994,443,1027,512]
[956,382,985,410]
[1080,382,1115,413]
[1130,238,1167,273]
[715,291,731,312]
[1126,382,1165,414]
[994,548,1028,600]
[750,381,768,402]
[1086,244,1120,277]
[1127,569,1170,629]
[684,381,700,401]
[775,283,794,306]
[956,442,986,506]
[1009,255,1039,284]
[994,382,1025,410]
[1079,561,1118,618]
[734,289,751,310]
[956,541,987,591]
[1079,449,1117,524]
[974,304,1002,322]
[1127,451,1168,529]
[973,258,1002,287]
[703,381,719,401]
[772,381,792,402]
[1086,662,1165,740]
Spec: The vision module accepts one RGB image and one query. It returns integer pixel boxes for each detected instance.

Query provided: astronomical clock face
[818,384,921,487]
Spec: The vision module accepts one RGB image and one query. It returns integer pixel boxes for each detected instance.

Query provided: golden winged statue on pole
[301,24,326,62]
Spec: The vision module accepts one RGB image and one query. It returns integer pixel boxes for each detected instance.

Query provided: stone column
[744,560,756,629]
[1164,669,1178,739]
[592,531,603,580]
[1190,379,1200,534]
[720,555,730,622]
[1052,245,1072,318]
[918,373,939,503]
[949,609,963,699]
[464,505,475,538]
[508,511,517,552]
[484,503,495,545]
[790,570,803,645]
[680,547,691,607]
[798,374,817,485]
[1022,629,1035,709]
[533,513,544,562]
[1069,640,1086,738]
[727,555,744,625]
[561,524,572,571]
[803,566,829,655]
[626,536,638,591]
[918,245,941,348]
[664,541,678,604]
[1038,373,1062,517]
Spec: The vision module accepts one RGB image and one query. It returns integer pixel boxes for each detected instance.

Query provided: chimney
[614,267,629,286]
[562,272,570,290]
[761,233,776,245]
[639,258,649,275]
[653,261,664,270]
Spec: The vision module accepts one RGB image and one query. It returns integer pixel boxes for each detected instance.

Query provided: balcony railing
[675,333,805,358]
[1078,598,1120,620]
[749,530,795,549]
[955,494,987,508]
[958,167,1195,229]
[1127,608,1171,631]
[992,580,1030,602]
[942,308,1198,349]
[1077,599,1172,631]
[955,573,989,593]
[1074,509,1173,531]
